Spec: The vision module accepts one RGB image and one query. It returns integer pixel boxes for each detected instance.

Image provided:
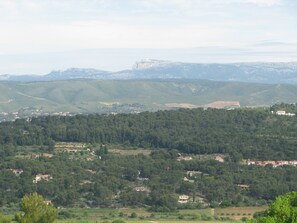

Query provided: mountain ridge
[1,59,297,84]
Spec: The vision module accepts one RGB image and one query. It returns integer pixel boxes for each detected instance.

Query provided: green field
[3,207,246,223]
[215,206,267,220]
[50,207,265,222]
[57,220,236,223]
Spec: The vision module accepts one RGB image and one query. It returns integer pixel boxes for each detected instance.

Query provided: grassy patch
[215,206,267,220]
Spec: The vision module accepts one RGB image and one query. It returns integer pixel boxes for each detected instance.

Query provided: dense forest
[1,105,297,160]
[0,104,297,209]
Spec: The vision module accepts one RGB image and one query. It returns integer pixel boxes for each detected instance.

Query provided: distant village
[272,110,296,116]
[0,103,146,122]
[0,107,75,122]
[1,103,296,123]
[245,159,297,168]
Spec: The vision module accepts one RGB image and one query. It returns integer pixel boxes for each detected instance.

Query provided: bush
[241,217,249,221]
[149,213,155,218]
[112,220,126,223]
[191,214,200,220]
[201,213,212,221]
[57,210,76,219]
[178,215,184,219]
[130,212,137,218]
[253,211,266,218]
[14,193,57,223]
[0,213,10,223]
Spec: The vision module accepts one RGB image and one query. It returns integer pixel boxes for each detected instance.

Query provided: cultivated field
[53,207,266,222]
[215,206,267,220]
[57,220,236,223]
[108,149,151,156]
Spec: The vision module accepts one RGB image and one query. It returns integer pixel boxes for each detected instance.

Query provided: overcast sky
[0,0,297,74]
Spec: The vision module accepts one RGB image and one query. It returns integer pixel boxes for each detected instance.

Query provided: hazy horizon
[1,47,297,75]
[0,0,296,74]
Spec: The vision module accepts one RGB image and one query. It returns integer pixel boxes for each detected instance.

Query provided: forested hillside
[0,106,297,210]
[1,107,297,160]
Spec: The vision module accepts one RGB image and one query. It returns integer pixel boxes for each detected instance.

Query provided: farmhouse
[183,177,194,183]
[177,156,193,161]
[85,169,96,174]
[215,155,225,163]
[289,161,297,165]
[178,195,190,203]
[30,153,54,159]
[276,110,286,115]
[134,186,150,192]
[31,153,41,158]
[186,171,202,177]
[44,200,53,205]
[33,174,53,183]
[237,184,250,190]
[42,153,54,158]
[275,110,295,116]
[79,180,93,185]
[9,169,23,176]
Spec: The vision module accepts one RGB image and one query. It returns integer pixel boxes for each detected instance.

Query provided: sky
[0,0,296,74]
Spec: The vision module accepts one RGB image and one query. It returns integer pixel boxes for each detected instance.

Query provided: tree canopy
[1,107,297,160]
[0,106,297,209]
[251,192,297,223]
[14,192,57,223]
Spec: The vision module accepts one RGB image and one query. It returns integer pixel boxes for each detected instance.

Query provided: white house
[33,174,52,183]
[178,195,190,203]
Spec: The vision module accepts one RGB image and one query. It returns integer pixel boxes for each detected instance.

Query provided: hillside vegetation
[1,79,297,114]
[2,106,297,160]
[0,106,297,212]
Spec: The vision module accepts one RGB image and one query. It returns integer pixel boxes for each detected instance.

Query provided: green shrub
[130,212,137,218]
[112,220,126,223]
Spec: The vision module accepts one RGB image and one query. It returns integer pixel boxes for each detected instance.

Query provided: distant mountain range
[1,59,297,84]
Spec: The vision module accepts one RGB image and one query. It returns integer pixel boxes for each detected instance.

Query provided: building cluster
[272,110,296,116]
[246,159,297,167]
[177,154,225,162]
[0,108,76,122]
[0,111,19,122]
[31,153,54,159]
[9,169,53,184]
[55,142,86,148]
[133,186,150,192]
[55,142,88,153]
[52,111,72,116]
